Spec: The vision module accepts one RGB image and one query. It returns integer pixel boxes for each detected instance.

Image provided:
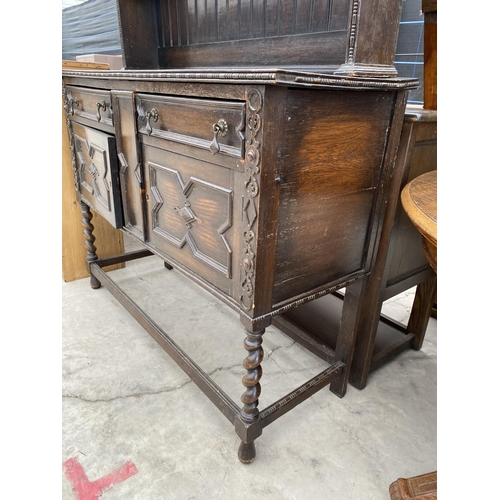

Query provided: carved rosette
[62,82,79,193]
[240,89,263,312]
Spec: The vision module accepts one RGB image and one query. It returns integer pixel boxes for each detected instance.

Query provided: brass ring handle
[96,100,107,121]
[210,119,228,154]
[145,108,159,135]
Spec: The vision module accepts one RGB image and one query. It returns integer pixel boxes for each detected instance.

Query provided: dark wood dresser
[62,0,418,463]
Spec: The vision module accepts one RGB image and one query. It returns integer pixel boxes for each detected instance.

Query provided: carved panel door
[142,144,236,295]
[71,122,123,229]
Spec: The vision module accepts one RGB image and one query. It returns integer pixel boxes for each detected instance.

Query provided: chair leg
[407,276,437,350]
[330,278,369,397]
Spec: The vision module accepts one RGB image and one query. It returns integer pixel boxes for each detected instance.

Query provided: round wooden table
[396,169,437,499]
[401,170,437,273]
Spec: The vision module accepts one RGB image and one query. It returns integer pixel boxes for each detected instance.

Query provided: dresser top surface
[62,67,418,91]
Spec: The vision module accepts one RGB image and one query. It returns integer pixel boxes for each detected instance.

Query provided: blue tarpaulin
[62,0,121,60]
[61,0,424,104]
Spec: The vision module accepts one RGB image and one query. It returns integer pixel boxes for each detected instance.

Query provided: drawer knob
[96,100,107,121]
[210,119,228,154]
[145,108,159,135]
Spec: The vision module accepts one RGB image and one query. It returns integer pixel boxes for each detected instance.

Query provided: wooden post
[422,0,437,110]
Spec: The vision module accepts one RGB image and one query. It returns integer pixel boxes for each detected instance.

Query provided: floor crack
[207,363,242,376]
[266,341,296,359]
[62,379,192,403]
[63,343,301,404]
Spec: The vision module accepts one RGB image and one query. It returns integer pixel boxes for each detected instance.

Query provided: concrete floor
[62,240,437,500]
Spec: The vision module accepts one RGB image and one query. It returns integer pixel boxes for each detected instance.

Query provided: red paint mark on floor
[63,457,138,500]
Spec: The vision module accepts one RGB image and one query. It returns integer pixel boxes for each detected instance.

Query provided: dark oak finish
[116,0,160,69]
[272,89,394,305]
[62,0,417,463]
[116,0,405,76]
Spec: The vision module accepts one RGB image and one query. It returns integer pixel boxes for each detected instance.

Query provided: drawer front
[65,85,113,130]
[71,122,123,229]
[136,94,245,161]
[143,143,236,295]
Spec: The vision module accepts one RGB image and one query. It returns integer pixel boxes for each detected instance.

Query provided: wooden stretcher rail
[91,261,241,424]
[90,255,347,441]
[260,362,344,428]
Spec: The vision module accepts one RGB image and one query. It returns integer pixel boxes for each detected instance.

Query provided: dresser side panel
[272,89,393,305]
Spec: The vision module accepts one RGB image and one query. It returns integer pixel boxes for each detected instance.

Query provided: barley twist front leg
[238,328,264,463]
[80,201,101,289]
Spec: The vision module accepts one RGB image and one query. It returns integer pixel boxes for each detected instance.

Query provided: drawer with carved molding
[136,94,246,167]
[65,85,113,133]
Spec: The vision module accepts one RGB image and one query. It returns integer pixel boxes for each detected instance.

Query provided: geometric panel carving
[74,133,111,212]
[148,161,233,277]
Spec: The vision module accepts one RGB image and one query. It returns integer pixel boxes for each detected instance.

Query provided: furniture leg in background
[391,171,437,499]
[349,107,437,388]
[388,3,437,495]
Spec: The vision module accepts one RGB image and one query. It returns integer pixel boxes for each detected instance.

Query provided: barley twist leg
[80,201,101,289]
[238,328,264,463]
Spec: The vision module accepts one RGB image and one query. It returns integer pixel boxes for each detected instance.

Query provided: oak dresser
[62,0,418,462]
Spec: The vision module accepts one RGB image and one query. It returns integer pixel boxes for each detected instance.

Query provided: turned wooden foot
[80,201,101,289]
[238,440,256,464]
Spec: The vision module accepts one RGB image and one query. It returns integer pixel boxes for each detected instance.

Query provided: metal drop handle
[145,108,159,135]
[65,96,79,116]
[96,100,107,121]
[210,119,228,154]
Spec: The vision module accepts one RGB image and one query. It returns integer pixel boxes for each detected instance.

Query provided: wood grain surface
[400,170,437,272]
